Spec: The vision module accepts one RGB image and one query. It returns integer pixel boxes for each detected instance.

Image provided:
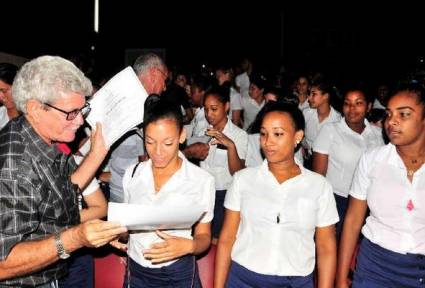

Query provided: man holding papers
[0,56,126,286]
[110,95,215,287]
[108,53,169,203]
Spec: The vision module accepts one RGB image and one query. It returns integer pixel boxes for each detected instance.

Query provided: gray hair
[133,53,166,77]
[12,55,92,114]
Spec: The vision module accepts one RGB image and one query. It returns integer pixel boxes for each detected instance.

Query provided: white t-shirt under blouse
[350,144,425,255]
[313,118,384,197]
[224,159,339,276]
[123,152,216,268]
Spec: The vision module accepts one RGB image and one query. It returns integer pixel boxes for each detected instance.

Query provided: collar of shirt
[222,117,235,135]
[142,151,192,195]
[386,143,425,175]
[339,118,374,138]
[259,157,306,188]
[20,116,63,165]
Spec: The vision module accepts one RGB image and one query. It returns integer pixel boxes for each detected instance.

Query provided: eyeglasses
[154,67,168,79]
[44,102,91,121]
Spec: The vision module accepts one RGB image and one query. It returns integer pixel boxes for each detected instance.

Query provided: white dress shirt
[373,99,386,109]
[201,118,248,190]
[225,159,339,276]
[303,107,341,153]
[235,72,250,99]
[123,152,216,268]
[185,107,210,145]
[230,87,242,112]
[298,100,310,111]
[240,96,265,131]
[350,144,425,255]
[313,118,384,197]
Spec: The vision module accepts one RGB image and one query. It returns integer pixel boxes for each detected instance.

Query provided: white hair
[12,55,92,113]
[132,53,166,77]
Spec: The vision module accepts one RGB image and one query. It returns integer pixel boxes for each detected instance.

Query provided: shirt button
[419,278,424,284]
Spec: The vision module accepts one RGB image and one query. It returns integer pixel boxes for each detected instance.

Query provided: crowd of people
[0,52,424,288]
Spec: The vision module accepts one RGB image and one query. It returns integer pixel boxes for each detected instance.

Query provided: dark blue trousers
[59,249,94,288]
[334,193,349,242]
[226,261,314,288]
[212,189,226,238]
[125,255,201,288]
[353,237,425,288]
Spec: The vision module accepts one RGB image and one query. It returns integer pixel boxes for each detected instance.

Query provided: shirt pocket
[212,147,228,168]
[297,199,317,229]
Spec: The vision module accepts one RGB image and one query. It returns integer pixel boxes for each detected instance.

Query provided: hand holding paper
[107,202,205,230]
[86,67,148,147]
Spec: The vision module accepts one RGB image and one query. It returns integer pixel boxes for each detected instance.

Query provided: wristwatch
[54,232,70,259]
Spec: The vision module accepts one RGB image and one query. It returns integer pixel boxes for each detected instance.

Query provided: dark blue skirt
[353,237,425,288]
[125,255,201,288]
[226,261,314,288]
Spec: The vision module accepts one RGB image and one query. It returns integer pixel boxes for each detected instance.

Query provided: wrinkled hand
[143,230,194,264]
[89,123,109,160]
[77,219,127,248]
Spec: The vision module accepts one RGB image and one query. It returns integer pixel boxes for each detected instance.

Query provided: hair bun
[144,93,161,112]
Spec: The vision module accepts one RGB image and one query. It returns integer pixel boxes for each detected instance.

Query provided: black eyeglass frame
[44,102,91,121]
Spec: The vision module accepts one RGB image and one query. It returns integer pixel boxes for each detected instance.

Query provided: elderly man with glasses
[107,52,169,204]
[0,56,127,287]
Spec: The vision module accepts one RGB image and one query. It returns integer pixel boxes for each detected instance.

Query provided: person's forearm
[336,221,362,287]
[227,144,244,175]
[191,233,211,256]
[80,205,107,222]
[0,236,58,280]
[71,152,105,189]
[0,227,82,280]
[214,238,234,288]
[182,146,193,159]
[317,243,337,288]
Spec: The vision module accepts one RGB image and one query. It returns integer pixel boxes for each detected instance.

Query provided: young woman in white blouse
[194,88,248,244]
[111,95,215,287]
[312,86,384,240]
[215,102,339,288]
[337,83,425,288]
[302,76,341,159]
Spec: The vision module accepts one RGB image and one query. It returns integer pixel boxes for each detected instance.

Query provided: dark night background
[3,2,425,86]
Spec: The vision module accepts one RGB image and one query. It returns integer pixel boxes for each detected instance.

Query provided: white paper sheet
[107,202,205,230]
[86,67,148,147]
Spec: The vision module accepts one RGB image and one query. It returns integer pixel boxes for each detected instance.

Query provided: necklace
[396,147,425,177]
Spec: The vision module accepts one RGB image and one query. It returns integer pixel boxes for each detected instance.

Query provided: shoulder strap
[131,162,142,178]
